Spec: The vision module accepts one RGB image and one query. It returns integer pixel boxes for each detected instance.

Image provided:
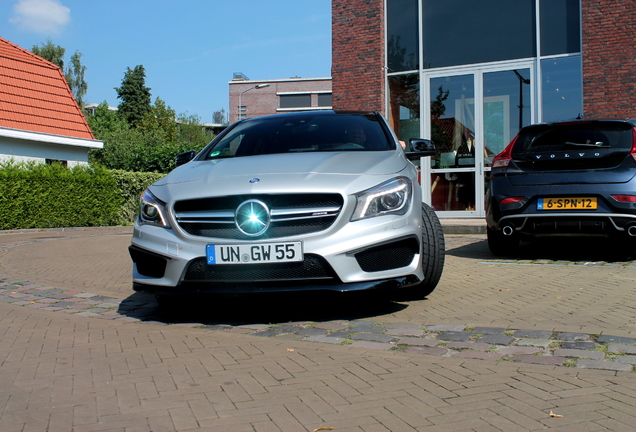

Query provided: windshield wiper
[564,141,609,148]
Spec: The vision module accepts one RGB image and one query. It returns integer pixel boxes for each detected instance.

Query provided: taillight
[612,194,636,203]
[491,135,518,168]
[500,197,524,205]
[631,127,636,162]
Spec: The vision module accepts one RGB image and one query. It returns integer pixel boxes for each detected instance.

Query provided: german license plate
[537,197,597,210]
[207,242,303,265]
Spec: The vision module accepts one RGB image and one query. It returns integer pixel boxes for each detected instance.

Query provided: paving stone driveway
[2,227,636,431]
[2,228,635,373]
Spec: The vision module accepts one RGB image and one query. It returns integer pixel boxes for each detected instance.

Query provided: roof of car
[528,118,636,128]
[239,110,379,122]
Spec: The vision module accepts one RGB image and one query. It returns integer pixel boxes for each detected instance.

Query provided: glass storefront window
[387,0,419,72]
[541,56,583,122]
[483,69,532,164]
[429,75,475,169]
[430,172,476,212]
[384,0,583,217]
[421,0,535,68]
[540,0,581,56]
[388,74,420,143]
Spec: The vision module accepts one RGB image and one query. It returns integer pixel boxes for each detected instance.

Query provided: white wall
[0,128,102,167]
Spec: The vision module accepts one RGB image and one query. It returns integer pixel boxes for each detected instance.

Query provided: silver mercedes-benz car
[129,111,445,302]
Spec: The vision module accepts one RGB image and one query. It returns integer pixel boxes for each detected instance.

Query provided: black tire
[487,226,519,256]
[396,203,446,300]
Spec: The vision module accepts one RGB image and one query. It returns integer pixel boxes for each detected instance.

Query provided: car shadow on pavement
[117,290,409,326]
[446,236,636,263]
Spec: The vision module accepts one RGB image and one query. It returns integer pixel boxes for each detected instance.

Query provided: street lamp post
[238,84,270,121]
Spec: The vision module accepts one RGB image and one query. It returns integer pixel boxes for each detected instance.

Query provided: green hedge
[0,161,164,230]
[110,170,165,224]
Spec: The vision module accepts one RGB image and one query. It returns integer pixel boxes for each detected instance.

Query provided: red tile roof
[0,37,95,140]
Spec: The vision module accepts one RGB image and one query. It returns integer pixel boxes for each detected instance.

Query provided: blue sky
[1,0,332,123]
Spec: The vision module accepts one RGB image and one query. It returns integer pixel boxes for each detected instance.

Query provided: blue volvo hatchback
[486,119,636,256]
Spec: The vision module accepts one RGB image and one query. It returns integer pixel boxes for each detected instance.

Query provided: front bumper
[132,275,421,295]
[130,208,424,294]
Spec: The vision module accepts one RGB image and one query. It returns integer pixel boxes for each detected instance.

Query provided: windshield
[201,113,395,160]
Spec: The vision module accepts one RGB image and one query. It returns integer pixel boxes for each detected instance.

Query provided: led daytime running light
[358,183,407,216]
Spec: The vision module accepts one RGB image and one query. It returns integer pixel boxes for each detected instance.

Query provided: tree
[139,97,178,141]
[65,51,88,108]
[87,101,214,173]
[176,113,215,147]
[213,109,227,125]
[31,39,88,109]
[31,38,65,69]
[115,65,152,128]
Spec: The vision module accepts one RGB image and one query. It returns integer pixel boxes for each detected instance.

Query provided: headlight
[138,189,171,228]
[351,177,412,221]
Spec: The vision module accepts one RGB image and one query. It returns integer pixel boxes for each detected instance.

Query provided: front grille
[354,237,419,272]
[174,193,343,240]
[183,254,337,283]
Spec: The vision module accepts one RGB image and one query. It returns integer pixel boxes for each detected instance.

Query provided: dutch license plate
[207,242,303,265]
[537,197,597,210]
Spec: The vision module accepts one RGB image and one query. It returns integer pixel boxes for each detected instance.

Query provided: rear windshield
[512,121,633,155]
[201,113,394,159]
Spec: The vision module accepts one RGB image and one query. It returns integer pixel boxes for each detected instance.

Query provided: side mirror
[407,138,436,157]
[175,150,196,167]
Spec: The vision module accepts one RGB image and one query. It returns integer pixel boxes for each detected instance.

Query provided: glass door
[422,63,534,217]
[428,74,477,215]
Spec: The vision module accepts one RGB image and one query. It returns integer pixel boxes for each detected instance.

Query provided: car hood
[150,151,410,201]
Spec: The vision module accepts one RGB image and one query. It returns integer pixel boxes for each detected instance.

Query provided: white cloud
[10,0,70,35]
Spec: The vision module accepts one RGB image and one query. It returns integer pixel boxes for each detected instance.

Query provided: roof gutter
[0,126,103,149]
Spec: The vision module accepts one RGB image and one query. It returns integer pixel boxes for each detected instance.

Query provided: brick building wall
[582,0,636,118]
[331,0,385,113]
[228,78,332,124]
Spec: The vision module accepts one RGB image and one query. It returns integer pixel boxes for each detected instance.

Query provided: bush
[0,161,124,230]
[110,170,164,224]
[86,100,213,173]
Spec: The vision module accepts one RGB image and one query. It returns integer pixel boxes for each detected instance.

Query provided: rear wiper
[564,141,609,148]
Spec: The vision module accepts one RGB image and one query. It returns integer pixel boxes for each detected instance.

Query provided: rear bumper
[486,176,636,237]
[496,213,636,237]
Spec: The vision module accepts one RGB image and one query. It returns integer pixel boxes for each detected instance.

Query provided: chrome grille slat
[271,206,341,217]
[174,193,343,239]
